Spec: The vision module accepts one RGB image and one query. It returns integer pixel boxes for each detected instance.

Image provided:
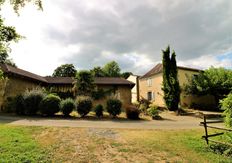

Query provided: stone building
[139,63,215,107]
[0,64,134,109]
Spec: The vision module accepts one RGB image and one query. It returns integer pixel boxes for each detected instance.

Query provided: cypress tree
[162,46,180,111]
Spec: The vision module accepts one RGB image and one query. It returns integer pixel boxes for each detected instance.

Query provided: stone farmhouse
[138,63,215,107]
[0,64,135,109]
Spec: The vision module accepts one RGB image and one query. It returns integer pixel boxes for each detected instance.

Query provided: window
[147,91,155,101]
[147,92,152,101]
[147,78,152,87]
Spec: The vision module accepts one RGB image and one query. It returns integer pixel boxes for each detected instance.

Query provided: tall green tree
[52,64,76,77]
[0,0,42,65]
[184,67,232,107]
[74,70,95,96]
[0,17,20,64]
[162,46,180,111]
[103,61,121,77]
[90,66,105,77]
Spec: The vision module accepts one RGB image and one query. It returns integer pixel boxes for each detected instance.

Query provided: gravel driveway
[0,112,214,129]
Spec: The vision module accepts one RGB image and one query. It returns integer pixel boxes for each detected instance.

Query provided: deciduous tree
[184,67,232,107]
[52,64,76,77]
[103,61,121,77]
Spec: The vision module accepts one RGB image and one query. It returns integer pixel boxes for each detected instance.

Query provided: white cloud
[0,0,231,76]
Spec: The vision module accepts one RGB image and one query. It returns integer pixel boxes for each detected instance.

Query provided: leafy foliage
[39,94,61,116]
[125,105,140,120]
[76,96,92,117]
[60,98,76,116]
[162,46,180,111]
[94,104,103,118]
[106,98,122,117]
[0,0,42,66]
[0,0,43,13]
[121,72,133,79]
[0,69,4,79]
[23,88,46,115]
[185,67,232,107]
[220,93,232,127]
[52,64,76,77]
[0,17,20,65]
[147,104,160,119]
[103,61,121,77]
[90,66,105,77]
[74,70,95,96]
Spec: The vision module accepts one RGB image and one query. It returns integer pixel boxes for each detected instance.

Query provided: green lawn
[0,124,231,162]
[0,125,50,163]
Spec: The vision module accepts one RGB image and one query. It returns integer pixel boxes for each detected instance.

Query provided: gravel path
[0,112,215,130]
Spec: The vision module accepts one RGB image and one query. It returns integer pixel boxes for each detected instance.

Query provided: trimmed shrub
[23,88,46,115]
[94,104,103,118]
[139,98,151,114]
[39,94,61,116]
[126,105,140,120]
[147,104,161,120]
[3,95,25,114]
[220,93,232,127]
[106,98,122,117]
[76,96,92,117]
[3,97,15,113]
[60,98,76,116]
[14,95,25,115]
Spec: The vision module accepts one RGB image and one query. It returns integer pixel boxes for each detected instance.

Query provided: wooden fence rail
[200,115,232,147]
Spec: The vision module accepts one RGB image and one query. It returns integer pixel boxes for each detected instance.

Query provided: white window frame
[147,78,152,87]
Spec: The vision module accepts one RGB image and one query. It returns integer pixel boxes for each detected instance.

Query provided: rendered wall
[139,69,216,107]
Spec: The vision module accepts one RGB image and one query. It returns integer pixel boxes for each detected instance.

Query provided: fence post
[203,115,209,144]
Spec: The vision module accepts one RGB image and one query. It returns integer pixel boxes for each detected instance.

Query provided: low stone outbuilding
[0,64,134,110]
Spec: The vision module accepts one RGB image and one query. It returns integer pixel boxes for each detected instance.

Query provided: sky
[1,0,232,76]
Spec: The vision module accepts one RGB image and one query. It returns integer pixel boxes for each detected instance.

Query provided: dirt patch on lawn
[34,127,186,163]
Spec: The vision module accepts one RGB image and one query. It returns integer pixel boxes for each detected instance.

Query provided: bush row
[5,89,142,118]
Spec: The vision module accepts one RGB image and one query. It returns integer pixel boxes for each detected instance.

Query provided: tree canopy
[90,61,133,78]
[121,72,133,79]
[103,61,121,77]
[162,46,180,111]
[90,66,105,77]
[0,17,20,65]
[52,64,77,77]
[0,0,43,66]
[0,0,42,13]
[74,70,95,96]
[184,67,232,105]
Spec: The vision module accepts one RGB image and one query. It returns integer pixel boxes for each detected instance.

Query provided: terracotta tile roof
[0,63,47,83]
[45,76,75,84]
[140,63,202,79]
[94,77,135,86]
[140,63,163,79]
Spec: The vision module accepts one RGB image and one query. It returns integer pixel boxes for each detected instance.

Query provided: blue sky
[1,0,232,75]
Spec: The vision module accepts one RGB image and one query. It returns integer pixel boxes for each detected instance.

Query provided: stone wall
[93,85,132,109]
[0,76,42,110]
[4,76,41,98]
[0,79,8,109]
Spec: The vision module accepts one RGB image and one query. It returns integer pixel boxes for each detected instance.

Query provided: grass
[0,124,231,162]
[0,125,50,163]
